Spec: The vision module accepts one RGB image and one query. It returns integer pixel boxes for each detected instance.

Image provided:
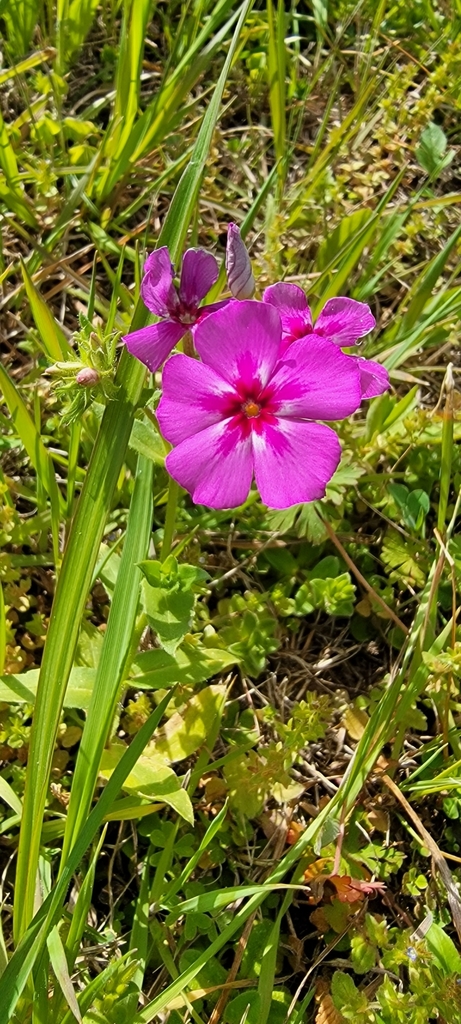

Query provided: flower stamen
[243,400,261,418]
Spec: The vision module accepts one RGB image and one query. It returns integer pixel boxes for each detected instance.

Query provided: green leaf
[141,578,195,655]
[388,484,430,531]
[350,932,377,974]
[129,417,166,465]
[381,529,427,588]
[425,921,461,975]
[99,744,194,824]
[294,567,356,617]
[139,556,208,590]
[330,971,361,1012]
[153,684,227,763]
[130,642,239,689]
[224,992,261,1024]
[0,666,95,710]
[415,122,455,177]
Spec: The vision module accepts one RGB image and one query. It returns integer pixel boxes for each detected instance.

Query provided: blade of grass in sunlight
[266,0,286,190]
[47,927,82,1023]
[312,170,406,305]
[0,584,6,676]
[13,0,254,945]
[97,0,239,200]
[0,364,62,565]
[0,46,56,85]
[56,0,100,71]
[107,0,153,169]
[20,260,70,361]
[12,345,147,943]
[381,288,461,369]
[60,451,154,863]
[0,691,174,1023]
[0,111,38,228]
[395,222,461,337]
[0,0,40,57]
[123,853,151,1017]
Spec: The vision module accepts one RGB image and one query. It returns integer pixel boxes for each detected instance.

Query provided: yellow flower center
[243,400,261,418]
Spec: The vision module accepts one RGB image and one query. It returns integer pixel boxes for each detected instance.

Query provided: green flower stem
[161,477,180,562]
[13,347,146,943]
[437,362,454,536]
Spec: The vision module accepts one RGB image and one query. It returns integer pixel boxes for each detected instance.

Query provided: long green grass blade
[47,927,82,1023]
[0,363,62,563]
[12,350,147,943]
[60,452,154,862]
[0,691,174,1023]
[21,261,70,361]
[266,0,286,188]
[111,0,153,159]
[97,0,239,200]
[13,0,254,943]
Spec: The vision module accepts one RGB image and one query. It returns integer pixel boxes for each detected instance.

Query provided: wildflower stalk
[437,362,454,536]
[161,478,180,562]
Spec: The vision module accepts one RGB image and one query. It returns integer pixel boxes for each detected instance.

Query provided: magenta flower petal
[263,282,312,339]
[313,297,375,346]
[269,336,362,420]
[253,420,341,509]
[123,319,186,373]
[179,249,219,308]
[194,298,231,321]
[193,300,281,391]
[165,419,253,509]
[157,354,235,445]
[356,357,390,399]
[141,248,178,318]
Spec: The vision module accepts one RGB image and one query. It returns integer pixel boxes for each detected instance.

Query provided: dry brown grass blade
[208,911,257,1024]
[319,517,409,635]
[382,774,461,943]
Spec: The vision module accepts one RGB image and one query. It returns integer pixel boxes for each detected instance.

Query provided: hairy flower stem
[161,478,180,562]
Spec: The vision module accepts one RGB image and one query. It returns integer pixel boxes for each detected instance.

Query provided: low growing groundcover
[1,2,461,1022]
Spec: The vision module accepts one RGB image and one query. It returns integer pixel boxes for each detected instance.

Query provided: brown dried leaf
[315,980,345,1024]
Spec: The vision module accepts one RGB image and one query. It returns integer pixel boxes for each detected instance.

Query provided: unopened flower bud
[226,223,255,299]
[76,367,100,387]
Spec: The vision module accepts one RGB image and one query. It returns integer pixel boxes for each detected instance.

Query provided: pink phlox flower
[263,282,389,400]
[157,300,365,511]
[123,246,229,373]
